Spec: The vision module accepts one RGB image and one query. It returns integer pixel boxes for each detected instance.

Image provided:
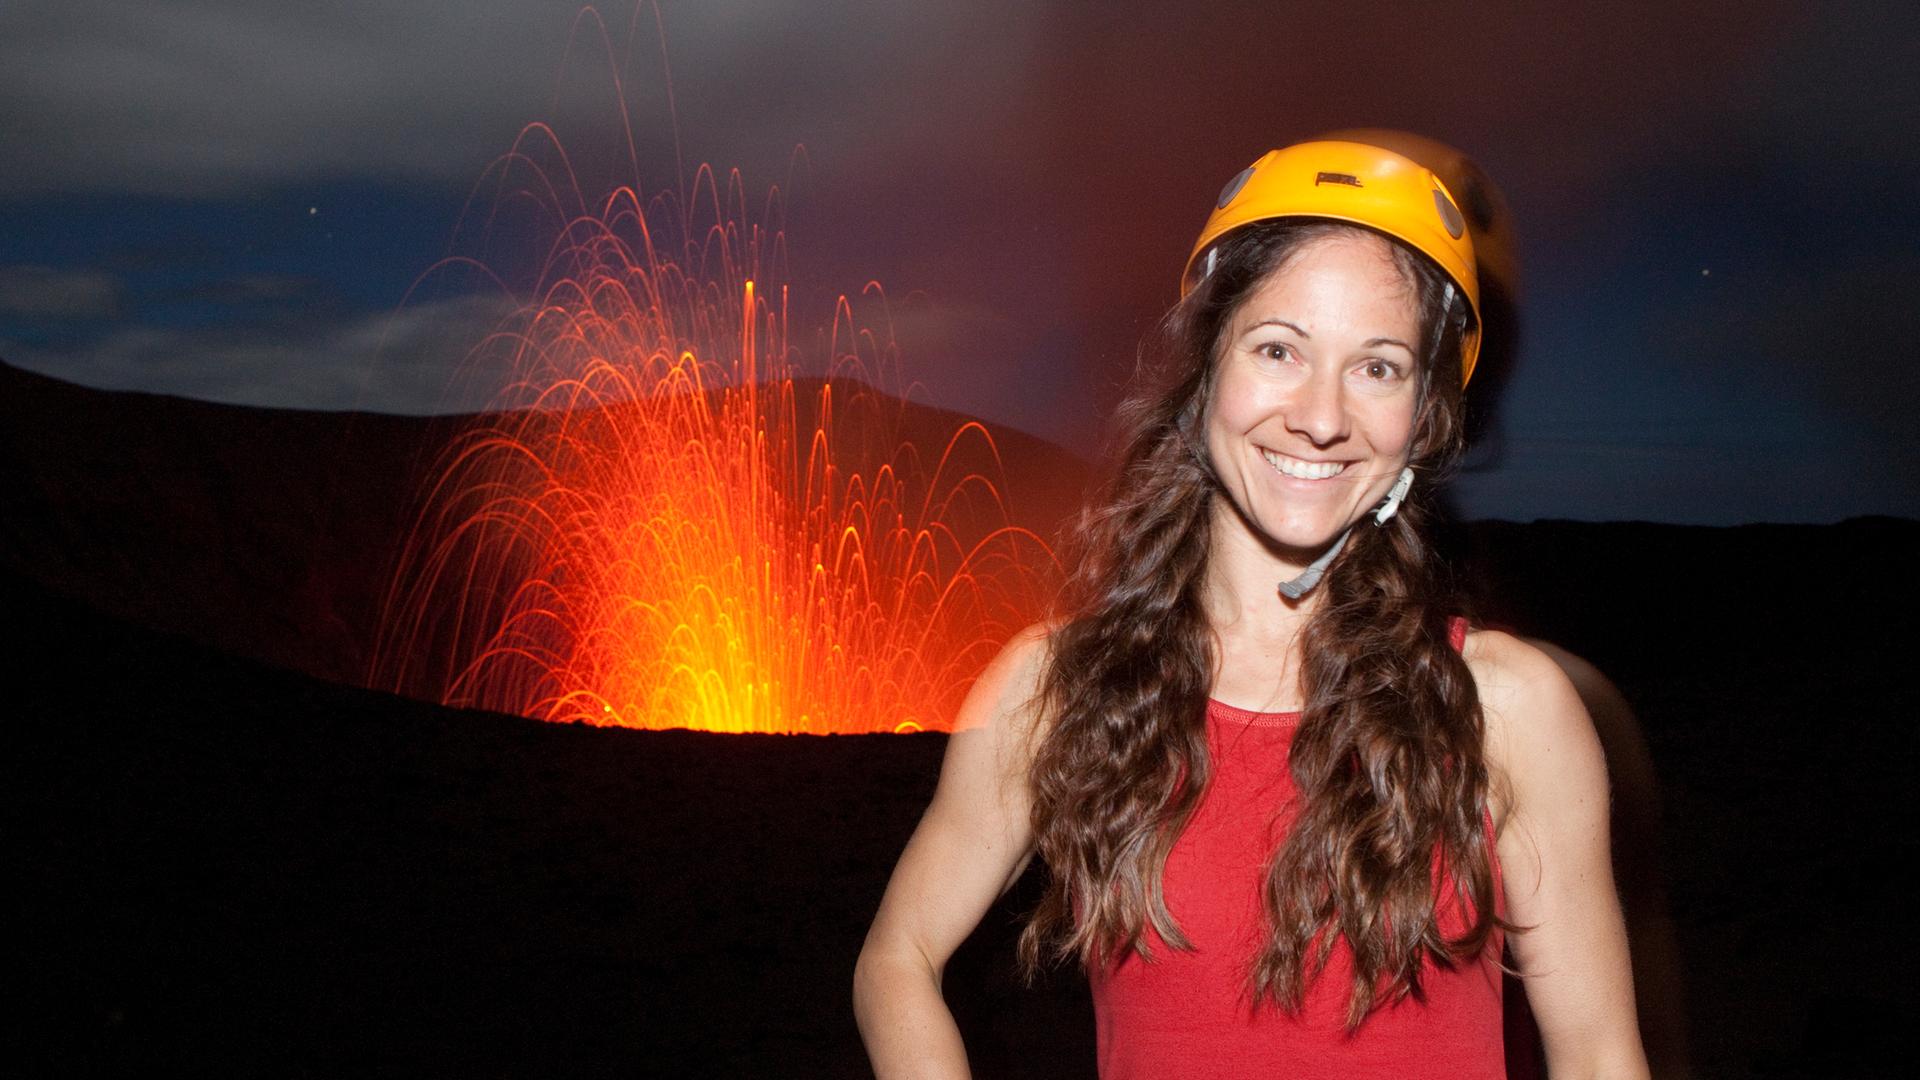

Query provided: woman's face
[1203,229,1424,559]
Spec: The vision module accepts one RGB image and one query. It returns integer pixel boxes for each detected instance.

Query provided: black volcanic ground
[5,357,1914,1077]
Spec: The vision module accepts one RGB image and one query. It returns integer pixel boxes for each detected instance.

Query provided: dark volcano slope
[0,357,1092,696]
[0,358,460,688]
[1452,516,1917,1078]
[12,517,1917,1078]
[7,565,1091,1078]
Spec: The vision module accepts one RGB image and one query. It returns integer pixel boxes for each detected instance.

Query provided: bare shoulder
[930,621,1057,834]
[953,621,1055,747]
[1518,637,1636,727]
[1462,627,1585,722]
[1461,628,1606,819]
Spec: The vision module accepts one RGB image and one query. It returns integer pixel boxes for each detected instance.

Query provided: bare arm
[1471,630,1650,1079]
[853,627,1049,1079]
[1526,639,1691,1080]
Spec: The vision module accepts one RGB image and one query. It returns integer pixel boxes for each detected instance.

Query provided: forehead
[1231,230,1421,339]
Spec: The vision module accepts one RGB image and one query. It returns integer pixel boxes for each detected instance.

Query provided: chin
[1236,504,1358,556]
[1262,523,1353,556]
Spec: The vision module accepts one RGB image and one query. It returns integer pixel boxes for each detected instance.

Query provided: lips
[1259,447,1347,480]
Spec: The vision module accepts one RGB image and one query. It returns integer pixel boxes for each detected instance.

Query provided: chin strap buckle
[1277,467,1416,600]
[1373,466,1414,525]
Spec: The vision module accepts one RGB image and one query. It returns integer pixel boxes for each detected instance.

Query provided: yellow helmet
[1182,139,1484,386]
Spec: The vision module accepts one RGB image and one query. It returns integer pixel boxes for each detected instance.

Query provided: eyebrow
[1247,317,1310,337]
[1246,318,1415,356]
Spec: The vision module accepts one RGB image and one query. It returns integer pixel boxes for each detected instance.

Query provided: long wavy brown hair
[1018,220,1502,1028]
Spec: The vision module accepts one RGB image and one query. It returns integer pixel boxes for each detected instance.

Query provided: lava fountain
[373,128,1058,734]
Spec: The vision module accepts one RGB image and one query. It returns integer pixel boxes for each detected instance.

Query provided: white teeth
[1260,448,1346,480]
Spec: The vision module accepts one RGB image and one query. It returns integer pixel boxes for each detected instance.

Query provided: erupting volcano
[371,126,1058,734]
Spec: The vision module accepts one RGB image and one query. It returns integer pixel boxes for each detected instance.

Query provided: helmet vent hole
[1216,166,1255,209]
[1432,189,1466,239]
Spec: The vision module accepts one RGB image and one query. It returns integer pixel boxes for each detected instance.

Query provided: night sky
[3,0,1915,524]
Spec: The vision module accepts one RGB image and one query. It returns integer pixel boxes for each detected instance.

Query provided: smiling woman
[1204,229,1425,564]
[855,140,1649,1078]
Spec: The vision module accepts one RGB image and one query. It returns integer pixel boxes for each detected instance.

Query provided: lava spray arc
[371,124,1059,735]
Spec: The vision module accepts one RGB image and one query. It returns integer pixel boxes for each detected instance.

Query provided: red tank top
[1088,619,1505,1079]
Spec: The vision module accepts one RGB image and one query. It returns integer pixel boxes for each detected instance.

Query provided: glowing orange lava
[374,130,1056,734]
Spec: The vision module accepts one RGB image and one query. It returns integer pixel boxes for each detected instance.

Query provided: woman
[855,140,1648,1078]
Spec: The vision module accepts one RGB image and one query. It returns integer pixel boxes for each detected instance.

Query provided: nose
[1284,368,1350,448]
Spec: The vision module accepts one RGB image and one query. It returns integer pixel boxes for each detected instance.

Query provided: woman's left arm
[1470,630,1651,1079]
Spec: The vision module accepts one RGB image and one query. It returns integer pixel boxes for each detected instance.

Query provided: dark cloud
[1665,252,1920,452]
[0,1,553,196]
[167,273,331,308]
[0,0,1041,199]
[1448,436,1880,525]
[2,293,520,413]
[0,264,124,319]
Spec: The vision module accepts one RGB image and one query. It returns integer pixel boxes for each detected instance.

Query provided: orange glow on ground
[374,128,1056,734]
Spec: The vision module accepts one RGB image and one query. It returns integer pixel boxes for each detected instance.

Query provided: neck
[1201,513,1325,713]
[1201,501,1326,646]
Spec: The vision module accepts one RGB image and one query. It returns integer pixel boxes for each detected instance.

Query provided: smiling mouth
[1259,448,1348,480]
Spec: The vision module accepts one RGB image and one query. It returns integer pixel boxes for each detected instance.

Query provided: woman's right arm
[853,626,1051,1079]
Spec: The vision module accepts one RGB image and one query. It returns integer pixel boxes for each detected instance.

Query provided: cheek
[1200,401,1235,474]
[1373,399,1422,457]
[1204,367,1272,438]
[1202,401,1257,476]
[1200,375,1235,447]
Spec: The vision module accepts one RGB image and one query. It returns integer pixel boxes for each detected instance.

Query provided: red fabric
[1089,617,1505,1078]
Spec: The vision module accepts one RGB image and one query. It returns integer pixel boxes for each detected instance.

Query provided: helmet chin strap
[1276,527,1349,600]
[1275,466,1415,600]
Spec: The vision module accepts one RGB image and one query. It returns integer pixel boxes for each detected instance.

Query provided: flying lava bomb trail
[371,116,1057,735]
